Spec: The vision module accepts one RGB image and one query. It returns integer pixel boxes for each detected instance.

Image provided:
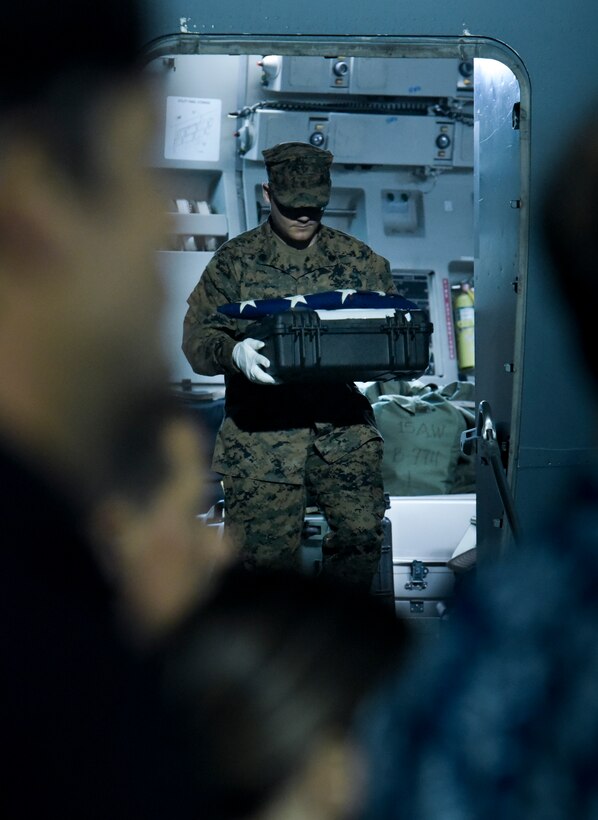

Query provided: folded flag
[217,289,418,318]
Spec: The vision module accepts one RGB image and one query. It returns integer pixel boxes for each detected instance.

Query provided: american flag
[217,289,418,318]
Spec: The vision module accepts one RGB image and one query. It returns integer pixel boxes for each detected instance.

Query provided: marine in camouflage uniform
[182,141,396,590]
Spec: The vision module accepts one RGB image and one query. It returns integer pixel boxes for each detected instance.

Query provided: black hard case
[245,309,433,382]
[300,512,394,602]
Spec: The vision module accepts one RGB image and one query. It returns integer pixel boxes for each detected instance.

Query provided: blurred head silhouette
[90,396,235,645]
[353,109,598,820]
[0,0,169,504]
[162,567,410,820]
[0,4,210,818]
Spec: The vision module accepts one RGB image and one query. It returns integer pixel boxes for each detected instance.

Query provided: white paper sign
[164,96,221,162]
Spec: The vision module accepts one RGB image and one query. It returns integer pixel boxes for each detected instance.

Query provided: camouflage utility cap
[263,141,333,209]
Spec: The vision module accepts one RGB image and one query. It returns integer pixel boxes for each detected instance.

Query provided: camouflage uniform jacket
[182,219,396,483]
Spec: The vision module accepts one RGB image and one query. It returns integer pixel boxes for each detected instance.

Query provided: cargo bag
[366,380,476,496]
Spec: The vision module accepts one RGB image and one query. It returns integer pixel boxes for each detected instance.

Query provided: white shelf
[168,213,228,236]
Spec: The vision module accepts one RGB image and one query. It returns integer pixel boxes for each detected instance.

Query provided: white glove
[232,338,276,384]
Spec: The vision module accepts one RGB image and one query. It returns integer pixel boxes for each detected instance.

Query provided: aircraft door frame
[140,34,531,565]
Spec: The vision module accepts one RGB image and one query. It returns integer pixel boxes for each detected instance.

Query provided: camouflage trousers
[222,438,385,591]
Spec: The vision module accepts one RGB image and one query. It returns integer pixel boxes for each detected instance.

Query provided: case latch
[404,559,429,590]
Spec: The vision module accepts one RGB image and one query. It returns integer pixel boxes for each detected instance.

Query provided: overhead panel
[242,109,470,168]
[259,56,473,98]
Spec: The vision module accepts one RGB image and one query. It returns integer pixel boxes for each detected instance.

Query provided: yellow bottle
[454,284,475,371]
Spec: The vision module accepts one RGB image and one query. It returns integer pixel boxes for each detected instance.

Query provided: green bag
[368,381,476,496]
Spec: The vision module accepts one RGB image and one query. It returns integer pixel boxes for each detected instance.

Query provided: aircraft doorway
[140,36,529,630]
